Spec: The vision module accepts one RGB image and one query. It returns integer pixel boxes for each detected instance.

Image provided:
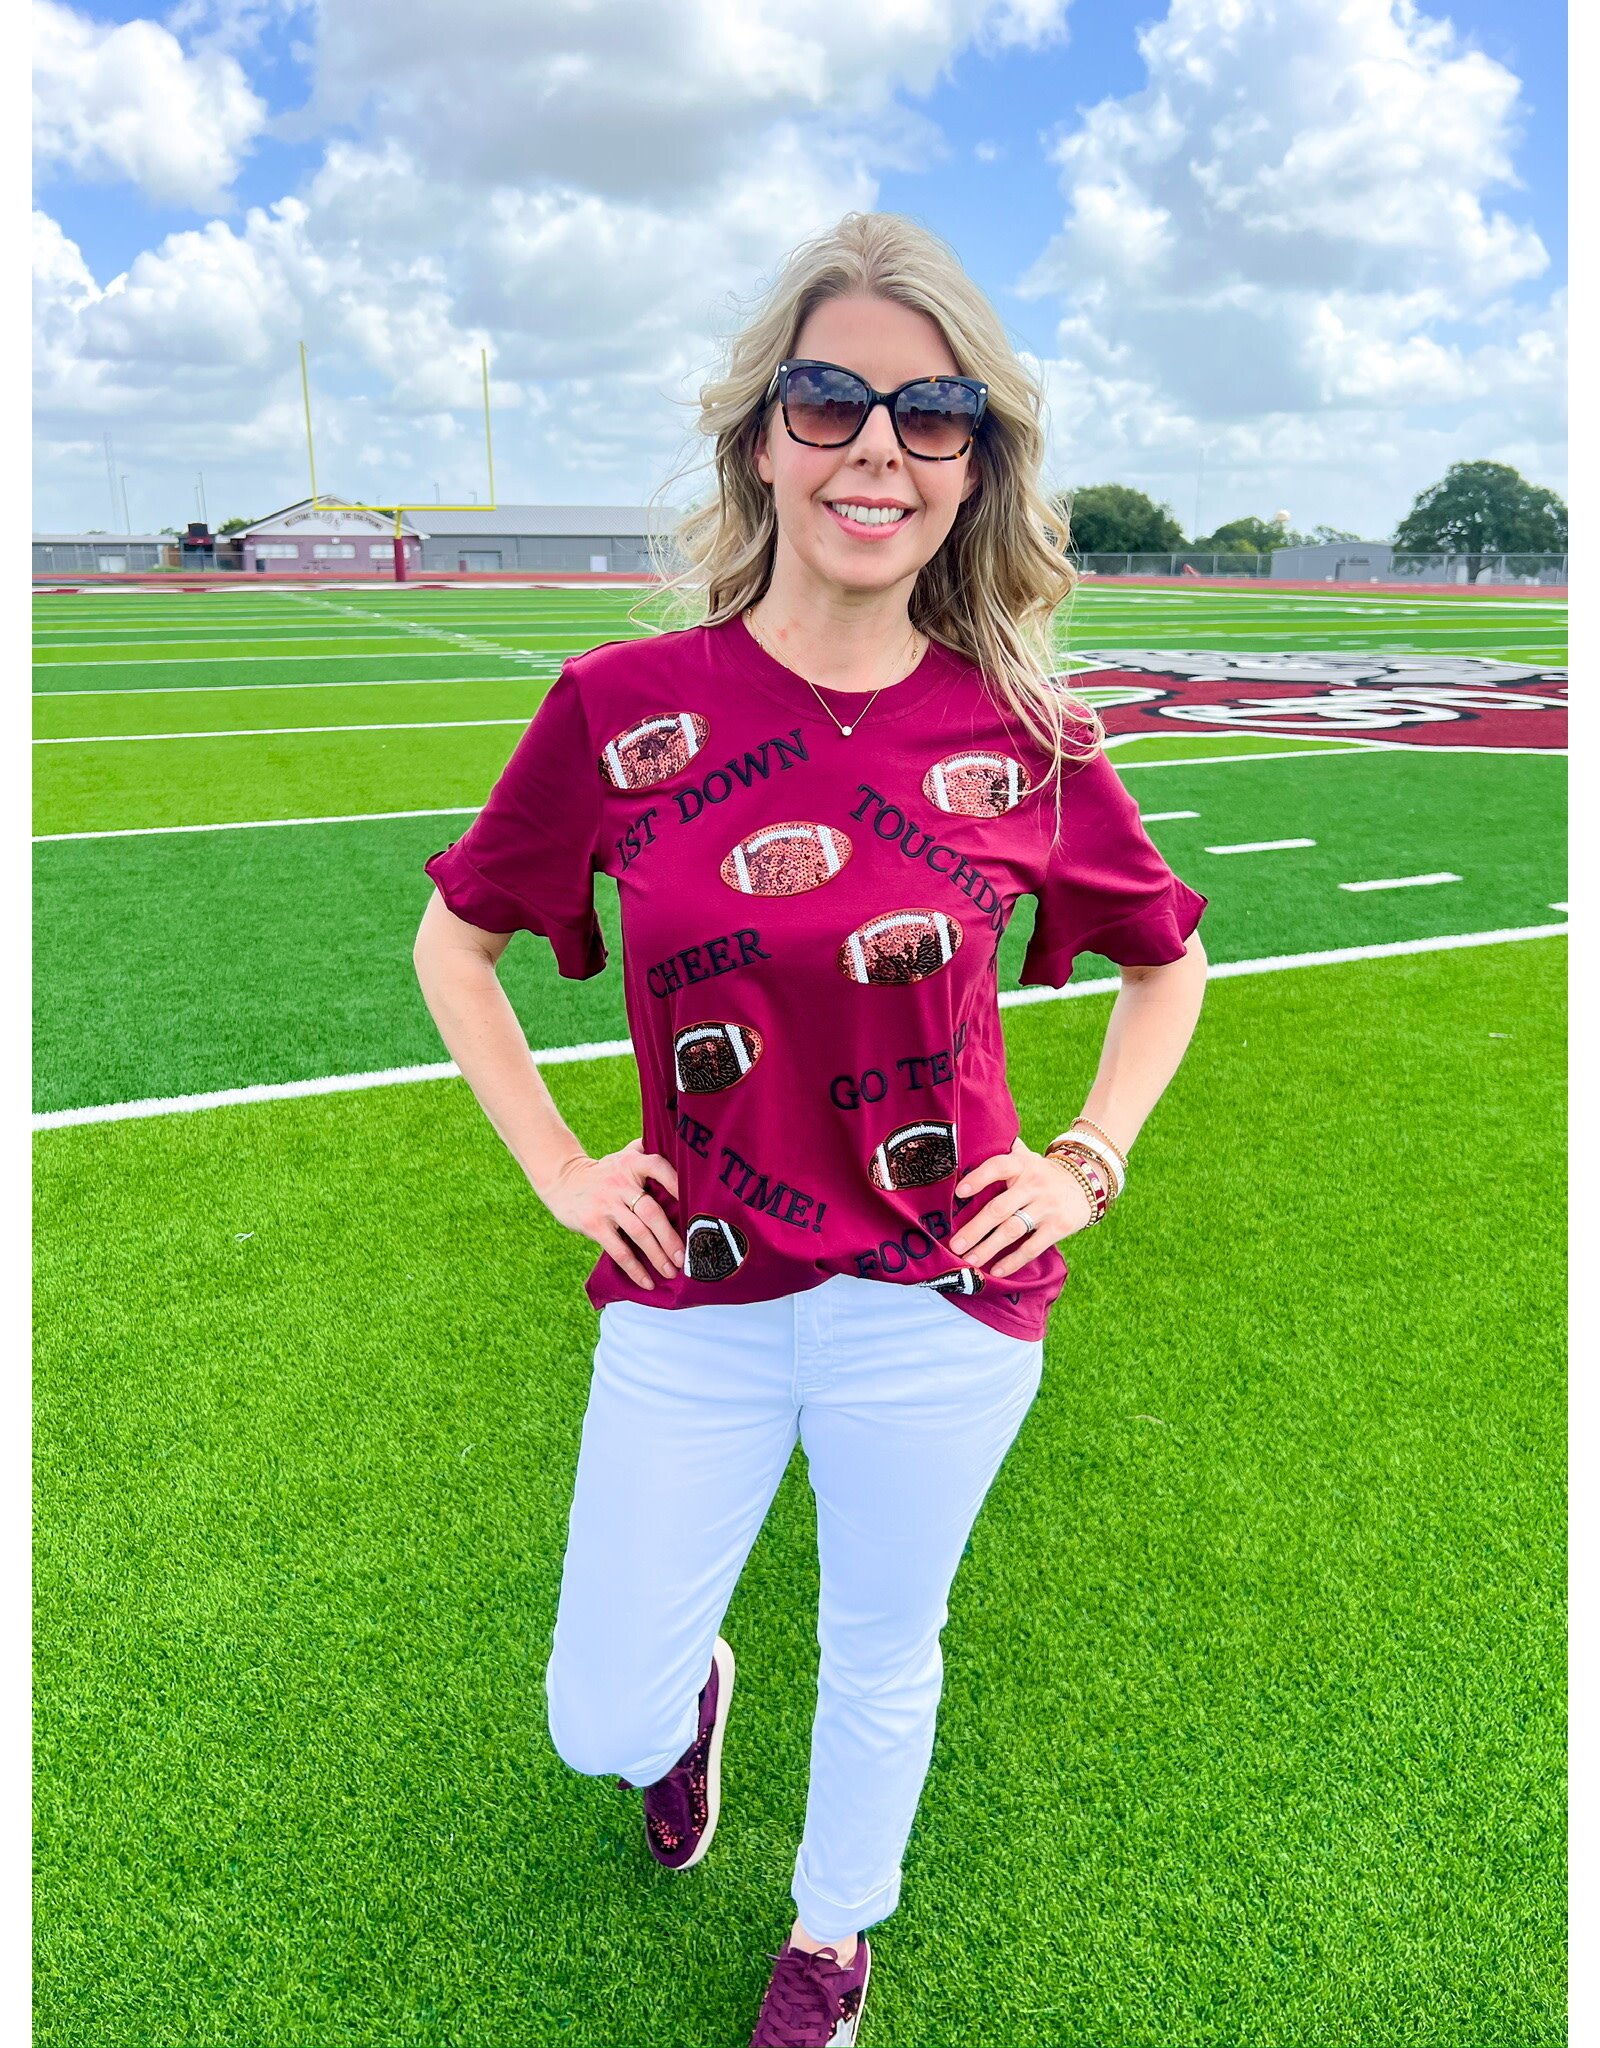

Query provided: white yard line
[31,608,611,628]
[36,807,478,844]
[32,1040,636,1129]
[32,649,555,667]
[29,735,1540,845]
[37,717,533,745]
[1111,741,1566,764]
[31,618,588,641]
[34,633,485,646]
[283,587,550,669]
[1064,596,1569,613]
[1139,810,1199,821]
[1339,873,1462,891]
[1205,837,1317,854]
[32,923,1570,1130]
[34,674,534,699]
[1066,628,1569,642]
[31,607,612,624]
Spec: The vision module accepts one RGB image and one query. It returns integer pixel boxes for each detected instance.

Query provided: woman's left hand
[946,1136,1093,1277]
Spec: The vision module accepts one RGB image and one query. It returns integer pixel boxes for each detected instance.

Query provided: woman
[413,212,1209,2047]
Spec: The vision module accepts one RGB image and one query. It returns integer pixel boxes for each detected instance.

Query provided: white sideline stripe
[33,634,580,653]
[1065,618,1565,634]
[1112,741,1568,765]
[31,614,624,637]
[34,674,534,699]
[1340,872,1462,891]
[36,806,478,843]
[1067,591,1568,611]
[31,612,627,628]
[32,924,1569,1131]
[37,592,1563,616]
[33,634,509,647]
[1205,837,1317,854]
[37,716,532,745]
[997,924,1568,1008]
[31,649,553,668]
[1139,809,1199,821]
[32,622,628,634]
[31,1041,639,1130]
[1551,901,1568,912]
[28,735,1549,844]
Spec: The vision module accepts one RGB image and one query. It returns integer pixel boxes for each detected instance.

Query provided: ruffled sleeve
[1019,746,1207,988]
[424,659,609,980]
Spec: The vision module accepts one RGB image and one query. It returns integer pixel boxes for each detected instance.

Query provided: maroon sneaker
[748,1935,872,2046]
[616,1634,734,1870]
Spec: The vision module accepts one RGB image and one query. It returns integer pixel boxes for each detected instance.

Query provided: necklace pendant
[841,723,853,736]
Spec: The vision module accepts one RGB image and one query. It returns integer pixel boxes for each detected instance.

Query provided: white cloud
[32,0,1071,525]
[32,209,98,309]
[31,0,1564,539]
[1017,0,1565,532]
[301,0,1067,200]
[163,0,311,60]
[32,0,268,208]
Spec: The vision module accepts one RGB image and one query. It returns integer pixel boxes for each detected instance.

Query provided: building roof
[1275,539,1391,557]
[34,534,173,545]
[419,504,676,537]
[242,497,428,536]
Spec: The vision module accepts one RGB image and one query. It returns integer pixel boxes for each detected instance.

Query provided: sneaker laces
[756,1943,853,2043]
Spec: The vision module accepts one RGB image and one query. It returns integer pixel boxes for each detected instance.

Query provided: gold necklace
[743,607,924,738]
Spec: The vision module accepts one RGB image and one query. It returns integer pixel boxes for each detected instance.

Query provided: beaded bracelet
[1047,1151,1107,1225]
[1046,1135,1117,1203]
[1071,1116,1129,1177]
[1043,1145,1109,1224]
[1057,1132,1124,1198]
[1057,1140,1115,1200]
[1047,1129,1125,1200]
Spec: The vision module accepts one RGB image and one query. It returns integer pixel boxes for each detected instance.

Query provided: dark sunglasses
[767,358,988,461]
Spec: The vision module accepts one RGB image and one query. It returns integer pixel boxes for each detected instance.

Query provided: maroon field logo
[1068,653,1567,752]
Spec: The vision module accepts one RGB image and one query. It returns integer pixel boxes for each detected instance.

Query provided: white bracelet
[1047,1128,1126,1198]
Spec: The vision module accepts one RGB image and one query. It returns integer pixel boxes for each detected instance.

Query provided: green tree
[1057,484,1186,557]
[1191,516,1277,553]
[1393,461,1567,580]
[1191,517,1364,552]
[217,515,259,535]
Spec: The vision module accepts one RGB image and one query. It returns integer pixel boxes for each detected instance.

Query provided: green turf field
[34,582,1566,2046]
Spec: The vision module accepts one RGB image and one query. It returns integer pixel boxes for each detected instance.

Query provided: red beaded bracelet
[1043,1143,1110,1224]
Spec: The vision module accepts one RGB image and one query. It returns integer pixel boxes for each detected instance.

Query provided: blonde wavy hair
[632,211,1103,842]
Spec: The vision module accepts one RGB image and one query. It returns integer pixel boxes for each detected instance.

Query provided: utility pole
[197,471,209,525]
[104,433,118,529]
[120,475,131,534]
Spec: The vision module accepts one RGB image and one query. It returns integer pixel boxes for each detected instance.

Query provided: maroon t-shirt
[424,613,1207,1340]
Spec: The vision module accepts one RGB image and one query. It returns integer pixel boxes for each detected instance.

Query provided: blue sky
[33,0,1568,538]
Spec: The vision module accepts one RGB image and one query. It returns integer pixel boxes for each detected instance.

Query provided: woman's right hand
[542,1139,683,1290]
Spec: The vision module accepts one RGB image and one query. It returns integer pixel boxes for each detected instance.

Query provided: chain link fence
[1072,551,1567,585]
[1381,553,1568,586]
[1075,552,1271,577]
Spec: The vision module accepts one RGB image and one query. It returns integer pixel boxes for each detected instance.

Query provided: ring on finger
[1014,1208,1035,1235]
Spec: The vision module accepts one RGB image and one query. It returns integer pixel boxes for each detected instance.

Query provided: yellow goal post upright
[296,339,497,581]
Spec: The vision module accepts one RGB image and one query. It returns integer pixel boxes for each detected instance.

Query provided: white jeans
[544,1271,1046,1942]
